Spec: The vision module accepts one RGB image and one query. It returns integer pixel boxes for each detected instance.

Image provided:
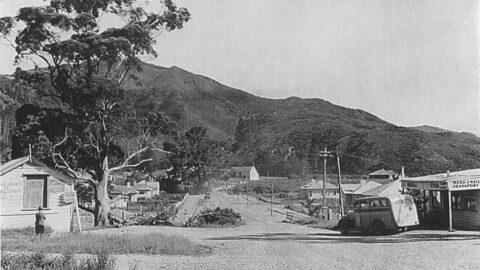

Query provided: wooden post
[336,146,344,217]
[448,189,454,232]
[74,191,82,232]
[323,146,327,207]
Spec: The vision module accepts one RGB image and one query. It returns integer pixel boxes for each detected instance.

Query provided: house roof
[353,181,382,195]
[300,180,338,190]
[361,180,402,196]
[341,183,361,194]
[133,184,154,192]
[231,166,256,175]
[403,168,480,182]
[368,169,398,176]
[0,156,75,185]
[110,185,139,195]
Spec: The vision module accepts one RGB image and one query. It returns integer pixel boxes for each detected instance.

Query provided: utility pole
[318,147,333,207]
[269,170,273,216]
[336,146,344,216]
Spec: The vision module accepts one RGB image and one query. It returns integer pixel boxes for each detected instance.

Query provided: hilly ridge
[1,63,480,176]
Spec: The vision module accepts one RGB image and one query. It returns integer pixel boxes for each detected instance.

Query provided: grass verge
[2,228,209,256]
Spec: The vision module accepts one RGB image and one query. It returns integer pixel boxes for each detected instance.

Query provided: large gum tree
[0,0,190,226]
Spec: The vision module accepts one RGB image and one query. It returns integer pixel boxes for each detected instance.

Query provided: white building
[231,166,260,181]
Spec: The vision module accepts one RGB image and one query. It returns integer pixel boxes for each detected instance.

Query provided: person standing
[35,206,46,235]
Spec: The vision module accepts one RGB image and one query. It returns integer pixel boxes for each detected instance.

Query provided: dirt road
[106,190,480,270]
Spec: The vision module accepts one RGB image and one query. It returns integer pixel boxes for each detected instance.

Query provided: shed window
[24,176,48,209]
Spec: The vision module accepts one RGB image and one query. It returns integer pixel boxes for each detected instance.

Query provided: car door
[356,200,370,228]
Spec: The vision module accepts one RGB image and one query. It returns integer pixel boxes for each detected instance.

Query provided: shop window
[452,194,463,210]
[24,176,48,209]
[464,197,477,211]
[431,191,442,209]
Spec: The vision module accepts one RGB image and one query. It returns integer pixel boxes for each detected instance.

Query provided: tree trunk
[94,156,110,226]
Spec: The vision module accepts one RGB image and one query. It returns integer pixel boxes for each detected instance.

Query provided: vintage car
[338,194,419,235]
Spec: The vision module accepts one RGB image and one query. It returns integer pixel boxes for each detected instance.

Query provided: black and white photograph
[0,0,479,269]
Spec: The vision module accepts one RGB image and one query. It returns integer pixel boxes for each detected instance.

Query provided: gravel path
[97,190,480,270]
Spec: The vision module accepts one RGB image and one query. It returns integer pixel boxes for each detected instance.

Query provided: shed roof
[133,184,154,192]
[353,181,382,195]
[341,183,361,194]
[368,169,398,176]
[111,185,139,195]
[300,180,338,190]
[362,180,402,197]
[0,156,75,185]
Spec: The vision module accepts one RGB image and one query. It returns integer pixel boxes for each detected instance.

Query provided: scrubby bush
[1,251,116,270]
[186,207,242,227]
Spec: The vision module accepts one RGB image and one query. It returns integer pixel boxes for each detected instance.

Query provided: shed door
[24,176,47,209]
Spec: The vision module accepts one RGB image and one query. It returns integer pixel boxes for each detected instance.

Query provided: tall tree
[164,126,218,193]
[1,0,190,226]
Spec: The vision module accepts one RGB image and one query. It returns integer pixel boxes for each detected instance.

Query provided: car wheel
[372,220,385,235]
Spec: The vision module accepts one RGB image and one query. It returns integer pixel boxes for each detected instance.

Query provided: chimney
[447,170,450,177]
[360,179,366,187]
[126,181,131,187]
[401,166,405,179]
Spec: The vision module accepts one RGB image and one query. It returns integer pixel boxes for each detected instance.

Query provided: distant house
[109,179,158,208]
[0,156,90,232]
[368,169,399,180]
[300,179,339,200]
[137,180,160,196]
[231,166,260,181]
[110,184,139,208]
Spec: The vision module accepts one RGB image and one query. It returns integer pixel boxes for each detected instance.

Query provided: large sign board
[402,181,447,190]
[448,179,480,191]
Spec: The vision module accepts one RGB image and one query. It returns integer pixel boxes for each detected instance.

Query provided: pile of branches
[125,205,177,226]
[186,207,241,227]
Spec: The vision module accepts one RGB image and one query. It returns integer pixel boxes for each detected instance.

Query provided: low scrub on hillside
[186,207,242,227]
[1,231,208,256]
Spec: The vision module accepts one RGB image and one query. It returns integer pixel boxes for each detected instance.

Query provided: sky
[0,0,479,135]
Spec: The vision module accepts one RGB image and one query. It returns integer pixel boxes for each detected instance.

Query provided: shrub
[1,251,116,270]
[186,207,242,227]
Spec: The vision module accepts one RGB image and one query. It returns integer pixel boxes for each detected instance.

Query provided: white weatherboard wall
[0,163,74,232]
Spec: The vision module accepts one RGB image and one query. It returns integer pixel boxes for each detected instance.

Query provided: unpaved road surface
[97,190,480,270]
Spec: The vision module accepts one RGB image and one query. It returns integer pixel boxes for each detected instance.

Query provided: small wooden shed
[0,156,79,232]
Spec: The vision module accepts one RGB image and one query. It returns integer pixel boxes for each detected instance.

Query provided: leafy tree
[164,126,218,193]
[1,0,190,226]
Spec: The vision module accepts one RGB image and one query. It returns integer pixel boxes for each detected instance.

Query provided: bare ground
[94,190,480,270]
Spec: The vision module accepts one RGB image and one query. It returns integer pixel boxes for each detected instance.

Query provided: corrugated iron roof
[353,181,382,194]
[0,156,75,185]
[111,185,139,195]
[362,180,402,196]
[368,169,398,176]
[403,168,480,182]
[300,179,338,190]
[0,156,30,175]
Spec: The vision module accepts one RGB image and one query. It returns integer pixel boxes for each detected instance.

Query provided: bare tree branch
[108,147,151,172]
[109,158,152,172]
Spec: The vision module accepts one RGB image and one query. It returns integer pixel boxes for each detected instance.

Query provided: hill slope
[1,63,479,175]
